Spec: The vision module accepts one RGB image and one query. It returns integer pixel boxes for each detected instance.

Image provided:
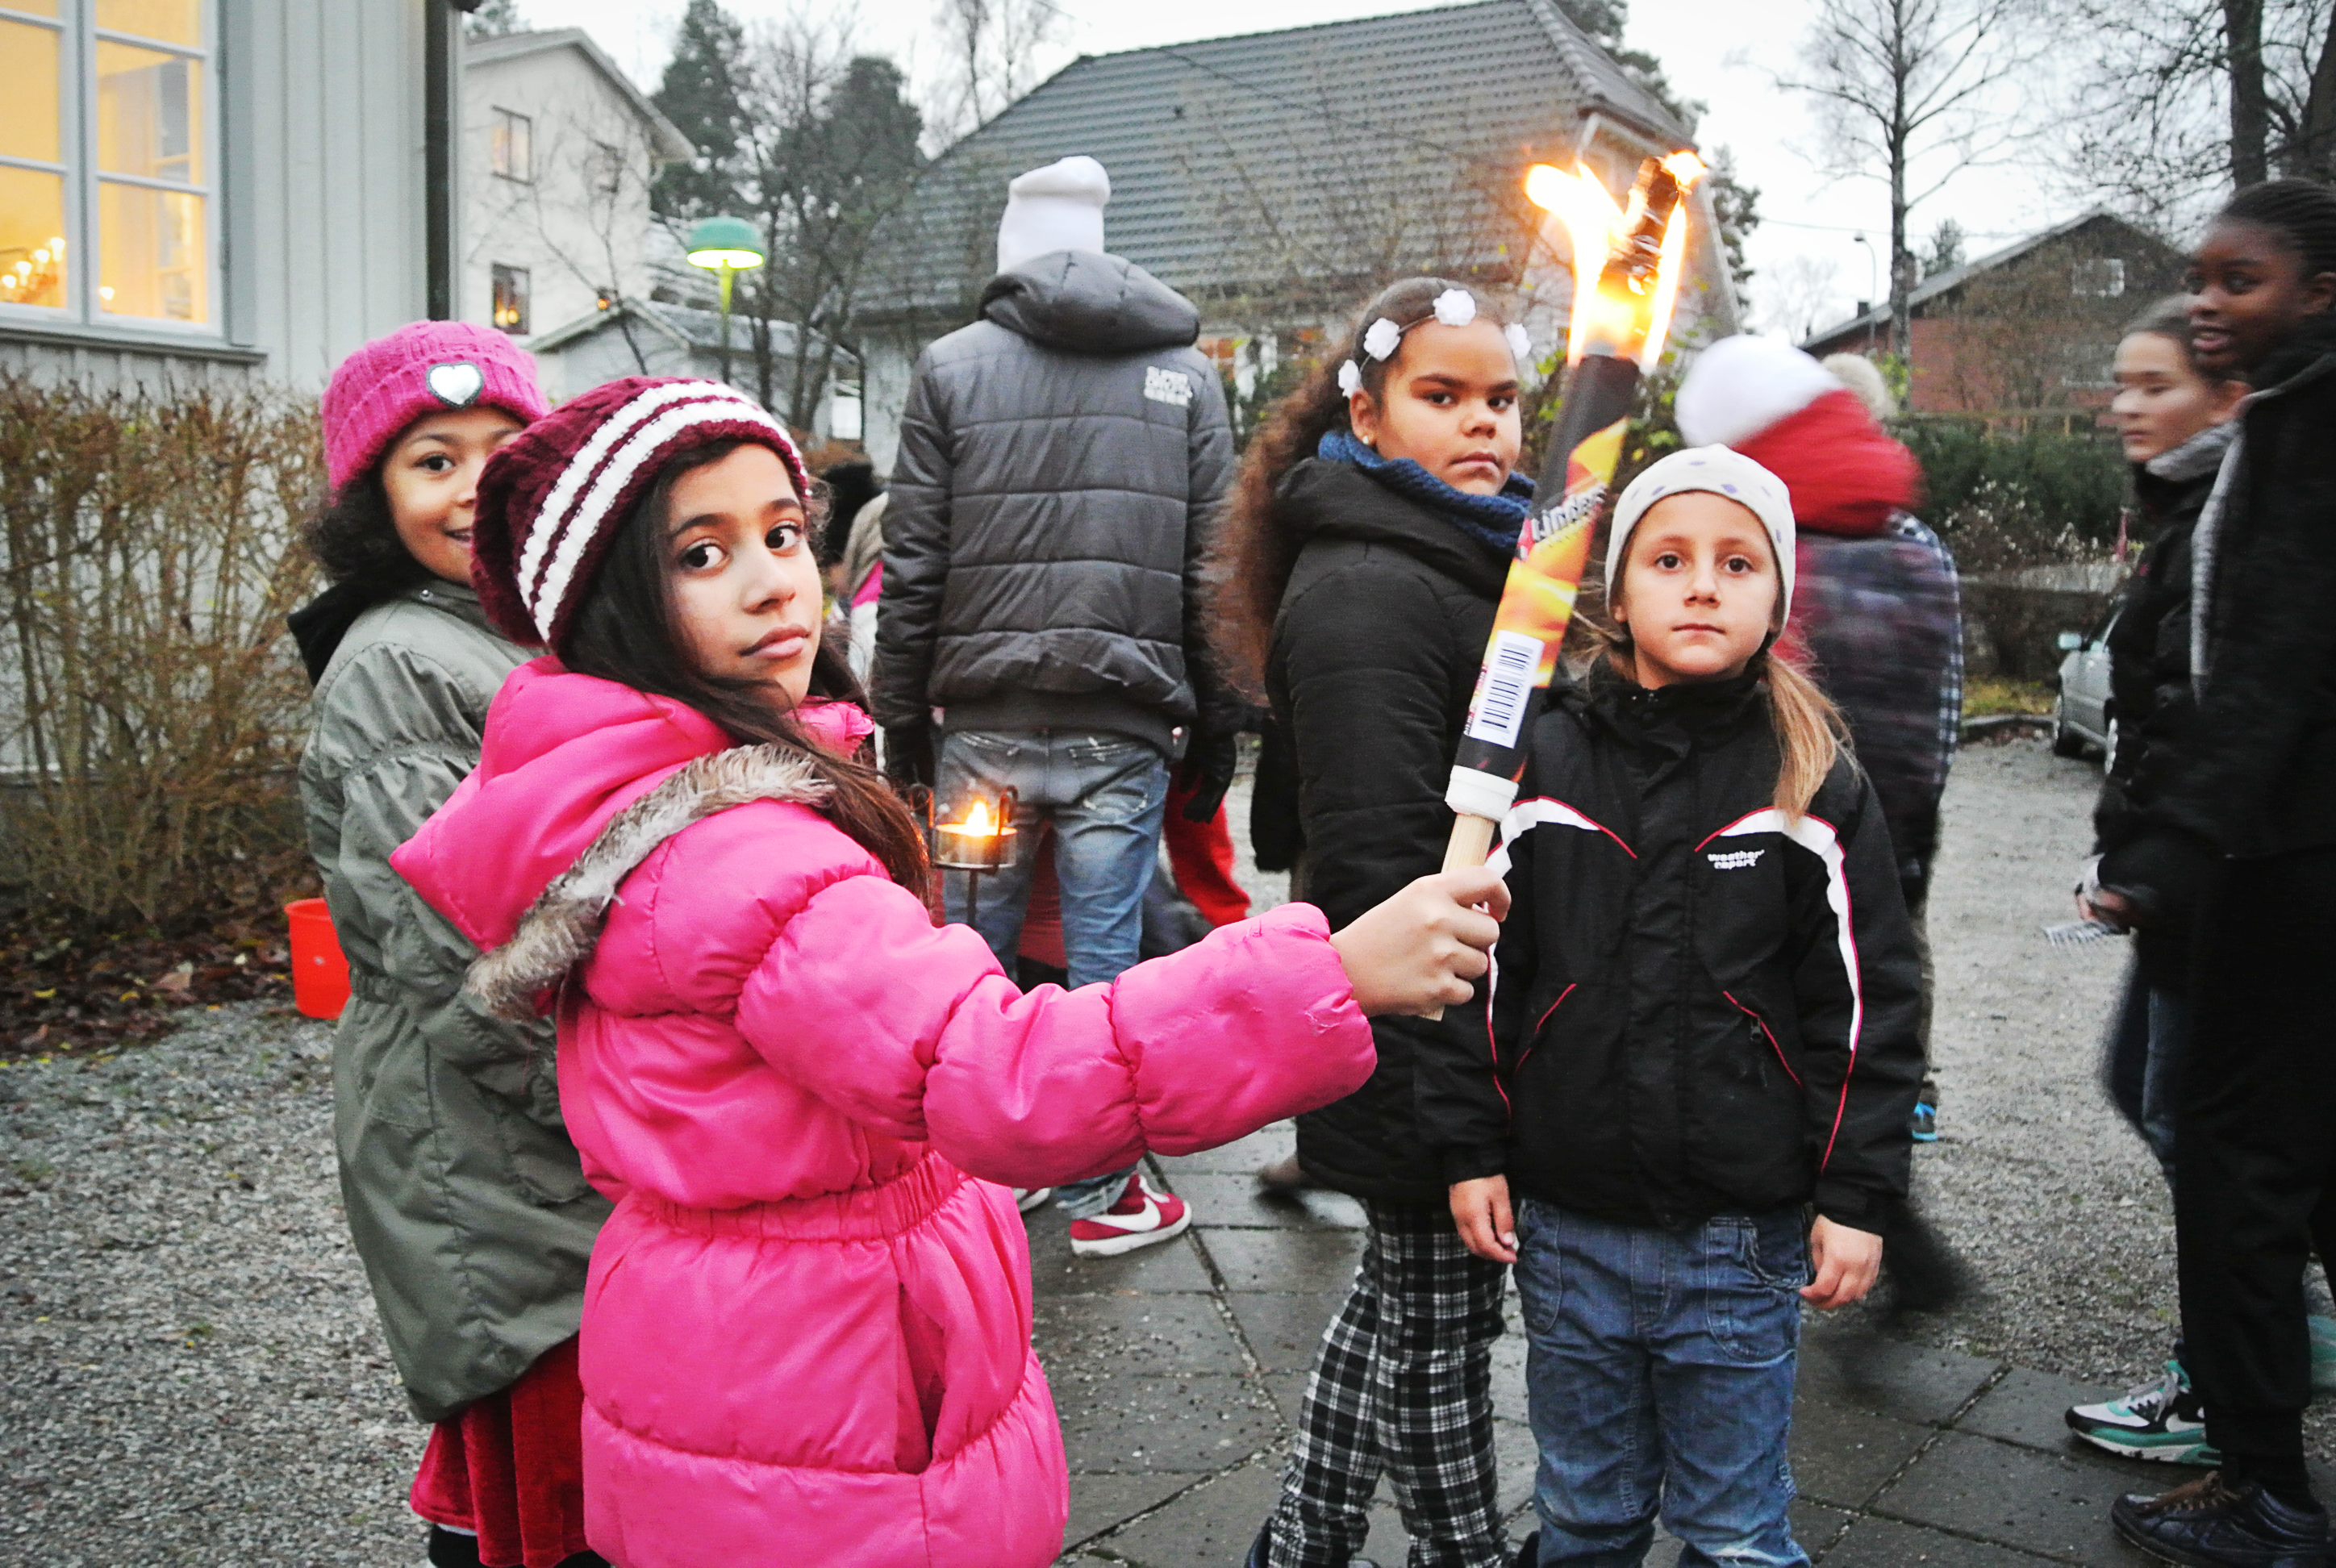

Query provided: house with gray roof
[1801,210,2182,415]
[853,0,1738,471]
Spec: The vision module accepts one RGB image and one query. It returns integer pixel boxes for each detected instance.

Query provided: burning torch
[1441,149,1707,873]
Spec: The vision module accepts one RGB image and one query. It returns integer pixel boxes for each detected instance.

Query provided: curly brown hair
[1205,276,1523,697]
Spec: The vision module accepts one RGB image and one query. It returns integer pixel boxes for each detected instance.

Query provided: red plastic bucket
[285,899,351,1020]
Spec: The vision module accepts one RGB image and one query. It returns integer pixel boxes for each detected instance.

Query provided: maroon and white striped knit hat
[470,377,810,652]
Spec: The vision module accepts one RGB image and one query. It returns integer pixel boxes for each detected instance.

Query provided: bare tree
[672,11,926,427]
[1779,0,2041,366]
[924,0,1070,146]
[2055,0,2333,231]
[1758,253,1848,341]
[467,92,677,373]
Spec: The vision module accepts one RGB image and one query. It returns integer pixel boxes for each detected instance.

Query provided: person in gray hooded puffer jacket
[874,156,1236,1253]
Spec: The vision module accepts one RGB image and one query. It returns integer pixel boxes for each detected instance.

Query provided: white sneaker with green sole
[2066,1357,2219,1466]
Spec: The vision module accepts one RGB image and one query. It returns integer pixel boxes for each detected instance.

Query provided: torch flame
[1525,149,1707,369]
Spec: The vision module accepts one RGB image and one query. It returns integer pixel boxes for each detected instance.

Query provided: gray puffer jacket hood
[977,250,1201,356]
[874,249,1237,753]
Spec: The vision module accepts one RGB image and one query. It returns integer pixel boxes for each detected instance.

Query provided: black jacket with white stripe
[1418,662,1924,1232]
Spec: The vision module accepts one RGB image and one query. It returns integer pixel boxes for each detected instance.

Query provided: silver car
[2052,609,2118,765]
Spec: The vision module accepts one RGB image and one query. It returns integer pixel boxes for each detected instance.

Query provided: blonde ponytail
[1763,649,1850,821]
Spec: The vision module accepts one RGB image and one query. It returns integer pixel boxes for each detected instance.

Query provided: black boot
[2112,1472,2330,1566]
[426,1527,483,1568]
[1511,1531,1540,1568]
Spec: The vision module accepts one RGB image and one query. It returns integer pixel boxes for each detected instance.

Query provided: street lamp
[1852,232,1879,352]
[685,215,765,387]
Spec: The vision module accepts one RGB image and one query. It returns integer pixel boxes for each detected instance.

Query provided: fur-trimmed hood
[390,661,853,1013]
[465,745,828,1018]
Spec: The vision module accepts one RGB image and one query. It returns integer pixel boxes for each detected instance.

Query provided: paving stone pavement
[1037,737,2267,1566]
[1033,1122,2215,1567]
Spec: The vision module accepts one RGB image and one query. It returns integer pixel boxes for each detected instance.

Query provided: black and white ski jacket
[1417,665,1925,1232]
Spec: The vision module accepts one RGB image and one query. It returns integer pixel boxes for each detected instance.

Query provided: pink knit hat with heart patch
[320,320,549,495]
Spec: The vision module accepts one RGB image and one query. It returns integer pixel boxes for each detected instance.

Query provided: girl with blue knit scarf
[1209,276,1538,1568]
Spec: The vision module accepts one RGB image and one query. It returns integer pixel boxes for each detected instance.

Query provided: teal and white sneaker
[2066,1357,2219,1465]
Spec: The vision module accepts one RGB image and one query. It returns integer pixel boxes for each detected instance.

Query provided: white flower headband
[1337,289,1534,396]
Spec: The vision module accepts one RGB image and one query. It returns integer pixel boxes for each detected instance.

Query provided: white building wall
[0,0,430,393]
[461,44,663,352]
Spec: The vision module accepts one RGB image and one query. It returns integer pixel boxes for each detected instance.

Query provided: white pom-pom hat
[1675,335,1842,447]
[1606,445,1798,623]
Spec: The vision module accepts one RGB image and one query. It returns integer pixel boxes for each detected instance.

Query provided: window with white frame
[2072,258,2127,298]
[491,107,532,182]
[1,0,217,328]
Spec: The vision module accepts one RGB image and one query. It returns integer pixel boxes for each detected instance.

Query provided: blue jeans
[2103,961,2188,1185]
[1514,1200,1812,1568]
[936,728,1168,1219]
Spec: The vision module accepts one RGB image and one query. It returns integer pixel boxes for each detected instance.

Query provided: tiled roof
[862,0,1696,320]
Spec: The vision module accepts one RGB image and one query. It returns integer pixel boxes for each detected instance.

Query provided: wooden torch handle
[1443,813,1496,872]
[1422,814,1500,1020]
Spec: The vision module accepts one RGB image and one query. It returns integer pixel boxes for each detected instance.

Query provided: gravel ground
[0,1007,423,1566]
[1862,732,2336,1459]
[0,733,2324,1565]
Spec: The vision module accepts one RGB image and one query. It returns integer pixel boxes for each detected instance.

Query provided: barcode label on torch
[1464,631,1546,749]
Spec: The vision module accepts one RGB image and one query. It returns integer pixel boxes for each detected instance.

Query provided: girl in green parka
[290,323,607,1568]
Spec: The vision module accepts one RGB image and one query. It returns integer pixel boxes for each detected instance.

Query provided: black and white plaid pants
[1264,1199,1509,1568]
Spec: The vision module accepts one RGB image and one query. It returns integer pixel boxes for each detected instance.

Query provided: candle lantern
[932,786,1020,927]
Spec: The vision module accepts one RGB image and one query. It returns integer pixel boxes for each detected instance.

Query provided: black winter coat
[874,251,1234,754]
[1264,457,1512,1205]
[2138,316,2336,878]
[2093,422,2231,983]
[1417,668,1925,1232]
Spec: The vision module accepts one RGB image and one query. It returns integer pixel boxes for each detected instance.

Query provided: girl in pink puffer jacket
[389,378,1505,1568]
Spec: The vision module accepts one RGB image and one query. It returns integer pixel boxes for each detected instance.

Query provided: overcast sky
[544,0,2088,338]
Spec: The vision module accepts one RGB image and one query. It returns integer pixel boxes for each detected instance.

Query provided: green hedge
[1897,421,2129,573]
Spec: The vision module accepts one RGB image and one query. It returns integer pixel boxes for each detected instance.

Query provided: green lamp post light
[685,215,766,387]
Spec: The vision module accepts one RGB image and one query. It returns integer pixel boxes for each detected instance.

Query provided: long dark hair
[1207,275,1520,696]
[303,466,428,598]
[560,439,932,895]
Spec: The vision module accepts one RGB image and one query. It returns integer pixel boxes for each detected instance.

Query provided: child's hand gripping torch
[1440,151,1708,878]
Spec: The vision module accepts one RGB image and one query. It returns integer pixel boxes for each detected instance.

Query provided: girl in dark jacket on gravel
[1212,276,1538,1568]
[2063,298,2246,1470]
[2109,180,2336,1568]
[1433,447,1924,1568]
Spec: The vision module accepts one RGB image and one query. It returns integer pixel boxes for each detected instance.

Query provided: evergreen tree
[1558,2,1762,309]
[1558,0,1703,135]
[464,0,524,40]
[652,0,753,223]
[1923,218,1967,278]
[740,53,927,423]
[1706,145,1762,296]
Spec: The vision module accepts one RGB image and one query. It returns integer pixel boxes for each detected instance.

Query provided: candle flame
[945,799,999,836]
[1524,149,1706,370]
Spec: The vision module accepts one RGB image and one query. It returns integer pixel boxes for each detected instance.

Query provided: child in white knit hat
[1430,446,1925,1568]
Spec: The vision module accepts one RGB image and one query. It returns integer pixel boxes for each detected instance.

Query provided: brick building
[1803,211,2184,419]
